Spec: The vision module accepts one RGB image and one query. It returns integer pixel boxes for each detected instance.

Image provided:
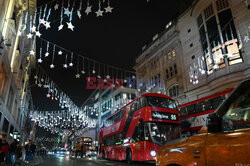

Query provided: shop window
[0,63,9,99]
[9,125,14,135]
[7,87,14,111]
[2,118,9,133]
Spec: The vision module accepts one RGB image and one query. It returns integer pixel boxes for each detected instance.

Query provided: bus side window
[211,96,225,109]
[140,97,147,108]
[131,101,138,112]
[187,104,196,115]
[180,107,188,116]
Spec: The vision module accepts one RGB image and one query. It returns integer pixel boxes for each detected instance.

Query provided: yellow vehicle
[156,79,250,166]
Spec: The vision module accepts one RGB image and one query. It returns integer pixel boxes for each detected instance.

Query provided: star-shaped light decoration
[36,31,41,37]
[124,79,127,83]
[64,8,71,17]
[77,10,81,19]
[38,58,43,63]
[30,50,35,55]
[244,35,249,43]
[45,22,51,29]
[41,78,44,82]
[58,24,64,31]
[97,75,101,79]
[106,75,110,79]
[92,70,96,74]
[27,33,32,39]
[17,31,22,36]
[58,50,63,55]
[75,74,80,78]
[40,18,46,25]
[85,6,92,15]
[95,9,104,17]
[63,64,68,68]
[105,6,113,13]
[47,93,51,98]
[38,83,42,87]
[31,25,36,32]
[45,52,49,57]
[67,22,75,31]
[54,4,59,10]
[69,62,73,67]
[34,75,38,79]
[81,70,85,74]
[50,64,55,68]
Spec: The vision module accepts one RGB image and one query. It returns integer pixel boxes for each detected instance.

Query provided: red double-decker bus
[179,89,233,136]
[98,93,181,163]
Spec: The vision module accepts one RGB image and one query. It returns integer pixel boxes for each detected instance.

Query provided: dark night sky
[31,0,193,111]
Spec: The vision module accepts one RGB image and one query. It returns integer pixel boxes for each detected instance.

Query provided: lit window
[211,44,225,69]
[168,51,172,60]
[226,39,242,65]
[172,49,176,57]
[197,1,243,74]
[205,52,213,74]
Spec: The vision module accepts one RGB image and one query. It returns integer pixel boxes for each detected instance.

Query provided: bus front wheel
[126,149,133,164]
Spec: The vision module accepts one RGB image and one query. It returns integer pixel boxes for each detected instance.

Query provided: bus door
[131,122,145,161]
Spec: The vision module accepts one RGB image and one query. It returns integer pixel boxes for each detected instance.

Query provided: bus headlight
[150,150,156,157]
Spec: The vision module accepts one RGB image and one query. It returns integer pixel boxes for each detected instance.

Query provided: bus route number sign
[151,111,178,121]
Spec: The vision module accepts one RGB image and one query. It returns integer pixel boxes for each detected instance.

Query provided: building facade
[134,0,250,105]
[0,0,36,142]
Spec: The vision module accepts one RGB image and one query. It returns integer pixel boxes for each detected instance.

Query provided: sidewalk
[18,156,43,166]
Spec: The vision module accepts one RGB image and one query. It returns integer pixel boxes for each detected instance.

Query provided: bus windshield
[147,97,177,109]
[145,122,181,146]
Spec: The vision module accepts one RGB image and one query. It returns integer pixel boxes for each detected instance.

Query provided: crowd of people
[74,142,87,158]
[0,133,36,165]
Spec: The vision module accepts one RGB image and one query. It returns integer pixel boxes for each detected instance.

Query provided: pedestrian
[83,144,87,158]
[0,133,9,165]
[25,140,33,162]
[30,141,36,159]
[9,139,18,165]
[80,142,84,158]
[16,143,22,164]
[75,142,81,158]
